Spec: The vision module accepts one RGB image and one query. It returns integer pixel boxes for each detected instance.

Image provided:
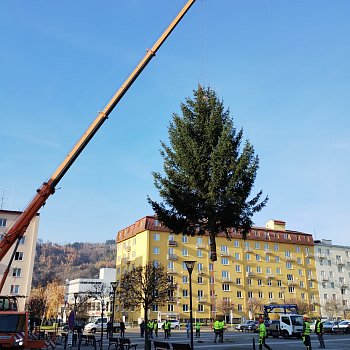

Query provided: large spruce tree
[148,85,268,261]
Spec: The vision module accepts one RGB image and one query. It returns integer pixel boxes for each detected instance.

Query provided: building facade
[116,216,320,323]
[0,209,39,311]
[64,268,117,322]
[314,239,350,319]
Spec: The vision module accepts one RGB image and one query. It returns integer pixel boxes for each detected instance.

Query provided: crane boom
[0,0,196,292]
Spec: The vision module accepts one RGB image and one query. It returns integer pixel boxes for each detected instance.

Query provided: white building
[314,239,350,319]
[64,268,116,321]
[0,210,39,311]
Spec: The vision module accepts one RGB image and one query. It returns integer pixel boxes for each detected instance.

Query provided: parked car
[235,320,258,332]
[157,320,180,330]
[332,320,350,334]
[322,320,336,333]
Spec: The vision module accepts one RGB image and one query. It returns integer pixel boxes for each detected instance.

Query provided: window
[153,247,160,254]
[182,236,188,243]
[183,276,188,284]
[268,292,273,299]
[222,284,230,291]
[198,304,204,312]
[209,276,215,284]
[255,242,260,249]
[197,276,203,284]
[197,290,204,298]
[183,289,188,297]
[0,218,6,227]
[286,262,292,269]
[221,245,228,253]
[14,252,23,261]
[256,254,261,261]
[168,304,174,312]
[288,286,295,293]
[152,304,159,311]
[275,256,280,263]
[256,266,262,274]
[276,268,282,274]
[197,237,203,244]
[258,279,262,286]
[266,267,271,274]
[236,278,241,285]
[234,240,240,248]
[267,280,272,286]
[197,250,203,258]
[296,246,301,253]
[237,291,242,298]
[248,291,253,298]
[274,244,279,251]
[10,285,19,294]
[277,280,282,287]
[235,265,241,272]
[168,261,174,269]
[222,270,229,278]
[265,255,270,262]
[237,304,243,311]
[154,233,160,241]
[258,292,263,298]
[221,257,229,265]
[234,252,240,260]
[12,268,21,278]
[209,263,214,271]
[297,258,302,264]
[197,263,204,272]
[182,248,188,256]
[247,278,252,286]
[19,237,25,245]
[245,253,251,260]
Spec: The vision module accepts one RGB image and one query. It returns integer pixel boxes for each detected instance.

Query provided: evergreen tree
[148,85,268,261]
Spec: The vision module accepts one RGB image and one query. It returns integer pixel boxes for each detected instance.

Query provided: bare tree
[217,298,234,322]
[26,287,46,328]
[287,298,311,316]
[119,262,173,350]
[324,299,343,320]
[247,298,262,319]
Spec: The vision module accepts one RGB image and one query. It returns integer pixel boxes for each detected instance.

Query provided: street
[53,328,350,350]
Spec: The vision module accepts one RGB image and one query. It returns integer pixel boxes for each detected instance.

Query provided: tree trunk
[144,304,149,350]
[209,231,217,261]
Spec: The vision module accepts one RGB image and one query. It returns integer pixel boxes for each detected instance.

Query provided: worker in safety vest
[213,319,221,343]
[147,320,154,339]
[164,319,171,339]
[195,321,201,337]
[258,317,272,350]
[302,316,312,350]
[315,317,325,348]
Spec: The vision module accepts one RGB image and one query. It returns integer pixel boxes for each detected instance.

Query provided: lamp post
[184,261,196,350]
[110,282,117,335]
[280,286,286,306]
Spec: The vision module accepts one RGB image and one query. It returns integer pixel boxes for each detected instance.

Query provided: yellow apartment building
[116,216,319,323]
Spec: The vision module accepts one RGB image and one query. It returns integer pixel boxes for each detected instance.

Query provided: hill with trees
[32,239,116,287]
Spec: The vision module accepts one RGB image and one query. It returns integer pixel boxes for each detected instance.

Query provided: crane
[0,1,196,348]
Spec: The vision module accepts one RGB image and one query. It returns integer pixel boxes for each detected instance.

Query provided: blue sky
[1,0,349,246]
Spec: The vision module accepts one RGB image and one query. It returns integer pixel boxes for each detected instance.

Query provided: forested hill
[32,239,116,287]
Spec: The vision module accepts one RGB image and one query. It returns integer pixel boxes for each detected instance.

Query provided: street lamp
[280,287,286,305]
[73,292,79,317]
[110,282,117,335]
[184,260,196,350]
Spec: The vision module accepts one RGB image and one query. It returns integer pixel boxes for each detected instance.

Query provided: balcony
[266,274,275,279]
[122,258,130,264]
[167,254,178,261]
[308,275,317,281]
[197,297,207,303]
[125,246,131,252]
[220,251,230,257]
[197,268,207,275]
[287,280,297,286]
[168,297,177,303]
[340,282,349,288]
[196,243,206,249]
[321,276,329,281]
[336,260,345,266]
[244,247,253,253]
[317,253,327,259]
[286,256,295,261]
[167,268,177,274]
[246,272,254,277]
[221,277,233,283]
[305,253,313,258]
[168,240,178,247]
[264,249,272,255]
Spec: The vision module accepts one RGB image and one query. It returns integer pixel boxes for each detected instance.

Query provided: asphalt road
[53,328,350,350]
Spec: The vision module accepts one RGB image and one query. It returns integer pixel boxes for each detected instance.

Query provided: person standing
[164,319,171,339]
[258,318,272,350]
[153,320,158,338]
[315,317,325,348]
[120,320,126,338]
[213,318,221,343]
[302,316,312,350]
[185,321,190,338]
[147,320,154,339]
[219,319,225,343]
[195,321,201,338]
[140,320,145,338]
